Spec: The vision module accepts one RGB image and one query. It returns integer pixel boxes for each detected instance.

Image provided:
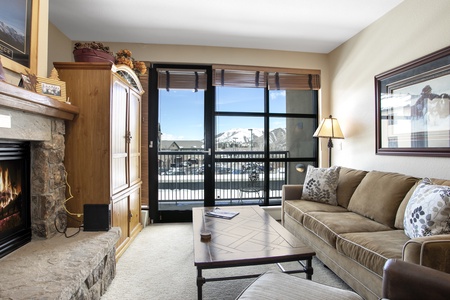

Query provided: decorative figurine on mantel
[49,68,60,80]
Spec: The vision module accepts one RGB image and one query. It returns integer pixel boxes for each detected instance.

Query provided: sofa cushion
[394,181,420,229]
[302,211,392,247]
[404,178,450,238]
[347,171,417,228]
[302,165,341,205]
[284,200,348,224]
[336,230,409,276]
[336,167,368,208]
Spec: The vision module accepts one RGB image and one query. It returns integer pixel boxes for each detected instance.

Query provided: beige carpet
[101,223,351,300]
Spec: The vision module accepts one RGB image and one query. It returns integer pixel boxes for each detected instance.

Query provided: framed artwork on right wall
[375,46,450,157]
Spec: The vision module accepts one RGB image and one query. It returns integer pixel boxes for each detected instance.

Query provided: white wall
[329,0,450,179]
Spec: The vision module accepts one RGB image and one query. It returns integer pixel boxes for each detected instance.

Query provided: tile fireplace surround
[0,81,120,299]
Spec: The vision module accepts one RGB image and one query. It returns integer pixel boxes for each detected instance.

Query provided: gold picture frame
[36,77,67,102]
[0,0,39,75]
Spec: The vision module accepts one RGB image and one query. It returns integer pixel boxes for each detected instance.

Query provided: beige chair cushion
[236,271,363,300]
[347,171,417,228]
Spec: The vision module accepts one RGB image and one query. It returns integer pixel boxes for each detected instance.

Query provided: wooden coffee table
[193,206,316,300]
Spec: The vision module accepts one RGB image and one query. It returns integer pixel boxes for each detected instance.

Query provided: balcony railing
[158,151,287,205]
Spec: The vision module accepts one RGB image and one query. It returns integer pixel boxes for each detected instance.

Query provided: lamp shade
[313,115,344,139]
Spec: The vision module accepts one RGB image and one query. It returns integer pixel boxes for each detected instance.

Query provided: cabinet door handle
[125,132,132,143]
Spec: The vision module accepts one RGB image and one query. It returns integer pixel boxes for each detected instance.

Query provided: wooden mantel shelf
[0,81,79,121]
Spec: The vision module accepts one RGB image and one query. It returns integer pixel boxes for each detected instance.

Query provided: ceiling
[49,0,404,54]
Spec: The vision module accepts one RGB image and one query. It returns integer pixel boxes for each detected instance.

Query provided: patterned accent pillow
[302,165,341,205]
[404,178,450,238]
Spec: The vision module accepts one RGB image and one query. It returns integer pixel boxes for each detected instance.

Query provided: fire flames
[0,167,20,209]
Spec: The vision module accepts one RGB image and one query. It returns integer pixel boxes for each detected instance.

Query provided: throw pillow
[404,178,450,238]
[302,165,341,205]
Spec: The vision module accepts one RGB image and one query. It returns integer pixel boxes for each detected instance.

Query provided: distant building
[160,140,204,151]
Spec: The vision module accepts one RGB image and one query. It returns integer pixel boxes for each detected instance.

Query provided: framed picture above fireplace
[375,46,450,157]
[0,0,39,75]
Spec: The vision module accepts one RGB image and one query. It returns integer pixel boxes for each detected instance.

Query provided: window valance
[157,68,207,91]
[212,64,320,90]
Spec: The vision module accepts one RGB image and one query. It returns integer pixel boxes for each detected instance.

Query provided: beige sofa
[281,167,450,300]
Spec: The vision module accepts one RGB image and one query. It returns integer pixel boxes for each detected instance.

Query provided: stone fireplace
[0,81,120,299]
[0,81,70,243]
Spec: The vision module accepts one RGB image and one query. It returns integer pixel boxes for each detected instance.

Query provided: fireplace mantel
[0,81,79,121]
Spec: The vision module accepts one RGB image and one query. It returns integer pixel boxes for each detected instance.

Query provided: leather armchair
[382,259,450,300]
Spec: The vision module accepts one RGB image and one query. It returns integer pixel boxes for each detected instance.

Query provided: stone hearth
[0,228,120,299]
[0,81,119,299]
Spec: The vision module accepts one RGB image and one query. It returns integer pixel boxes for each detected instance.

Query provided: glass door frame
[148,64,214,222]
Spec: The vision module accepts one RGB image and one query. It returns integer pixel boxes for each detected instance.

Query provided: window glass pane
[269,90,316,114]
[215,116,264,152]
[214,161,265,205]
[158,89,205,146]
[269,117,317,158]
[216,87,264,113]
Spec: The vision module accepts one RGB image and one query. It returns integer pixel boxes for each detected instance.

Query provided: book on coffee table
[205,209,239,219]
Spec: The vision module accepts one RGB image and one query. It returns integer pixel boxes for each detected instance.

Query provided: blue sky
[0,0,27,35]
[159,88,286,140]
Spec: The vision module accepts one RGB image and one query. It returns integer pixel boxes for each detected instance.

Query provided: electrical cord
[63,170,83,218]
[53,171,84,238]
[54,211,83,238]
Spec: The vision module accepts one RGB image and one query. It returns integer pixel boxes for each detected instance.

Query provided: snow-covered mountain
[0,21,25,52]
[215,127,286,150]
[215,128,264,144]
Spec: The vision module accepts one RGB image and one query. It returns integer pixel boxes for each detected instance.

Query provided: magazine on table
[205,208,239,219]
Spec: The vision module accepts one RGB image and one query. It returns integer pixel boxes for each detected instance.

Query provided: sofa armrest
[282,184,303,201]
[382,259,450,300]
[281,185,303,225]
[402,234,450,273]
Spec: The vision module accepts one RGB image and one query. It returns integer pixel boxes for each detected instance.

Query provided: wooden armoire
[54,62,144,258]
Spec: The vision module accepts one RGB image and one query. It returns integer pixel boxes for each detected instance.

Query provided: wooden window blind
[267,73,320,90]
[157,69,207,91]
[212,68,266,88]
[212,64,320,90]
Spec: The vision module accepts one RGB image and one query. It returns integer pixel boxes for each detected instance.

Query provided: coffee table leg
[197,267,205,300]
[306,258,313,280]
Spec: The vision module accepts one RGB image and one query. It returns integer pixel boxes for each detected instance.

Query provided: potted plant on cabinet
[73,42,115,64]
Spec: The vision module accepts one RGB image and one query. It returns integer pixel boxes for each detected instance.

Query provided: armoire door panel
[112,79,129,193]
[129,186,141,236]
[129,90,141,185]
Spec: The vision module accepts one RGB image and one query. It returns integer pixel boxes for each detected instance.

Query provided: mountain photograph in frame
[0,0,33,71]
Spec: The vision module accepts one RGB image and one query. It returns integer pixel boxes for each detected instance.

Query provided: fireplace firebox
[0,142,31,258]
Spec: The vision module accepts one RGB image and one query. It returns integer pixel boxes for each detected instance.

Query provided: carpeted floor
[101,223,351,300]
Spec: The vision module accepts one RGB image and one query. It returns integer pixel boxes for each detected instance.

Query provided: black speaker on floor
[83,204,111,231]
